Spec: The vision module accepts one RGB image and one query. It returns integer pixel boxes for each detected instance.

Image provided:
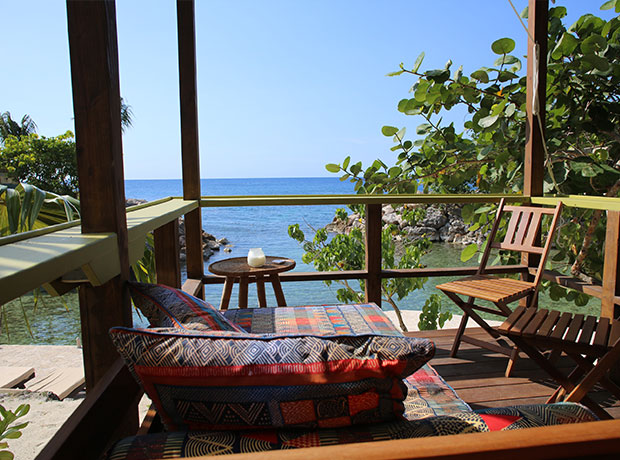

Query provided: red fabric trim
[478,413,521,431]
[134,358,404,385]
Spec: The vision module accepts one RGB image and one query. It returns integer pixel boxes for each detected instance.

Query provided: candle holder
[247,248,266,267]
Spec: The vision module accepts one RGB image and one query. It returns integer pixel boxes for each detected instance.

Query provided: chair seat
[497,306,620,419]
[436,275,535,303]
[499,306,620,356]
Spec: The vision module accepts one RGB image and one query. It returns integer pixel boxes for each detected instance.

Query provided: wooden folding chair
[499,306,620,419]
[436,199,563,376]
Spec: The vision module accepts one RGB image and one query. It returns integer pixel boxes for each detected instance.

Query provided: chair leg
[451,313,469,358]
[505,346,519,378]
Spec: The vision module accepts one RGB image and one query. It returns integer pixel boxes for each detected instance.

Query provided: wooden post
[521,0,548,299]
[602,211,620,319]
[67,0,134,403]
[154,219,181,288]
[524,0,548,197]
[177,0,205,297]
[365,204,382,306]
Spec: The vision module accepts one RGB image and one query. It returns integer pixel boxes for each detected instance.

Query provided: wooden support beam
[177,0,204,297]
[602,211,620,319]
[154,219,181,288]
[67,0,133,400]
[365,204,382,305]
[523,0,548,197]
[522,0,548,304]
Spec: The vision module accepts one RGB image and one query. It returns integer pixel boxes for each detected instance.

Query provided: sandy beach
[0,312,499,459]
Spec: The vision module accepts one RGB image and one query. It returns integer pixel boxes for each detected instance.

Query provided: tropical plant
[0,132,79,197]
[120,98,133,133]
[0,112,37,145]
[323,1,620,309]
[0,183,79,236]
[0,403,29,460]
[289,207,431,332]
[418,294,452,331]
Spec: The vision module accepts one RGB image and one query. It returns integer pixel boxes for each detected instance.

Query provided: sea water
[124,178,466,310]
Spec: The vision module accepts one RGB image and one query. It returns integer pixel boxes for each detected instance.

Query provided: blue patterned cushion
[109,326,435,431]
[128,282,243,332]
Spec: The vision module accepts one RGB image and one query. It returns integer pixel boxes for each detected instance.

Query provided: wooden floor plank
[421,327,619,418]
[25,368,85,400]
[0,367,34,388]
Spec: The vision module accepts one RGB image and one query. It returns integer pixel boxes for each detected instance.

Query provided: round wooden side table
[208,256,296,309]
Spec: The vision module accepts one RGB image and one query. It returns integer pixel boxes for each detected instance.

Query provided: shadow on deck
[406,327,620,418]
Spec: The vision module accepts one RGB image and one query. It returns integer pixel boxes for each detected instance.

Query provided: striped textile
[223,304,401,336]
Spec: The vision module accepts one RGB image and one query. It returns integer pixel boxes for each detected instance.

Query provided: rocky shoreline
[126,199,231,262]
[326,204,484,246]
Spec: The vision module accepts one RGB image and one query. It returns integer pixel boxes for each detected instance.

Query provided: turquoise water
[1,178,599,344]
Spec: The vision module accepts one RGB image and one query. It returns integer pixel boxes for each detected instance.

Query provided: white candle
[247,248,266,267]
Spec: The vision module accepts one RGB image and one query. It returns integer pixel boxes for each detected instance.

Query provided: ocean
[125,177,447,309]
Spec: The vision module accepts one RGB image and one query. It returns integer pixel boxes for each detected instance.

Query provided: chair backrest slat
[512,210,533,247]
[524,212,543,248]
[481,201,563,295]
[491,206,559,255]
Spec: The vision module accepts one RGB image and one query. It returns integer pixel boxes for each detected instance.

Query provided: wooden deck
[408,327,620,418]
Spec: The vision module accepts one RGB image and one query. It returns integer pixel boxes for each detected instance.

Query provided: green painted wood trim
[0,196,173,248]
[0,198,198,305]
[0,227,118,305]
[199,194,525,207]
[531,195,620,211]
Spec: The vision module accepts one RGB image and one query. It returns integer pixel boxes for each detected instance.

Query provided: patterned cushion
[106,403,597,458]
[127,282,243,332]
[223,304,402,336]
[402,364,471,419]
[109,326,435,431]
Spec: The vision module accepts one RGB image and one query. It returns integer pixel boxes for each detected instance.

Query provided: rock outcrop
[326,204,484,246]
[178,218,230,262]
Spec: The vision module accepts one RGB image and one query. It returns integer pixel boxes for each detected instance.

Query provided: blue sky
[1,1,615,179]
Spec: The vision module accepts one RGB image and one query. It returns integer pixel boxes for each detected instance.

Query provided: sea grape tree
[324,1,620,300]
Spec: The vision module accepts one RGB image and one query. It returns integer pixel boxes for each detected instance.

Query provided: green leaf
[325,163,340,173]
[470,70,489,83]
[460,243,478,262]
[583,53,610,71]
[386,70,404,77]
[0,451,14,460]
[425,69,450,83]
[412,51,425,73]
[478,114,499,128]
[552,32,579,59]
[394,127,406,141]
[388,166,402,178]
[520,6,528,18]
[575,293,590,307]
[494,55,520,67]
[491,38,516,55]
[581,34,607,55]
[416,123,432,135]
[342,156,350,170]
[600,0,616,10]
[462,205,473,224]
[381,126,399,136]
